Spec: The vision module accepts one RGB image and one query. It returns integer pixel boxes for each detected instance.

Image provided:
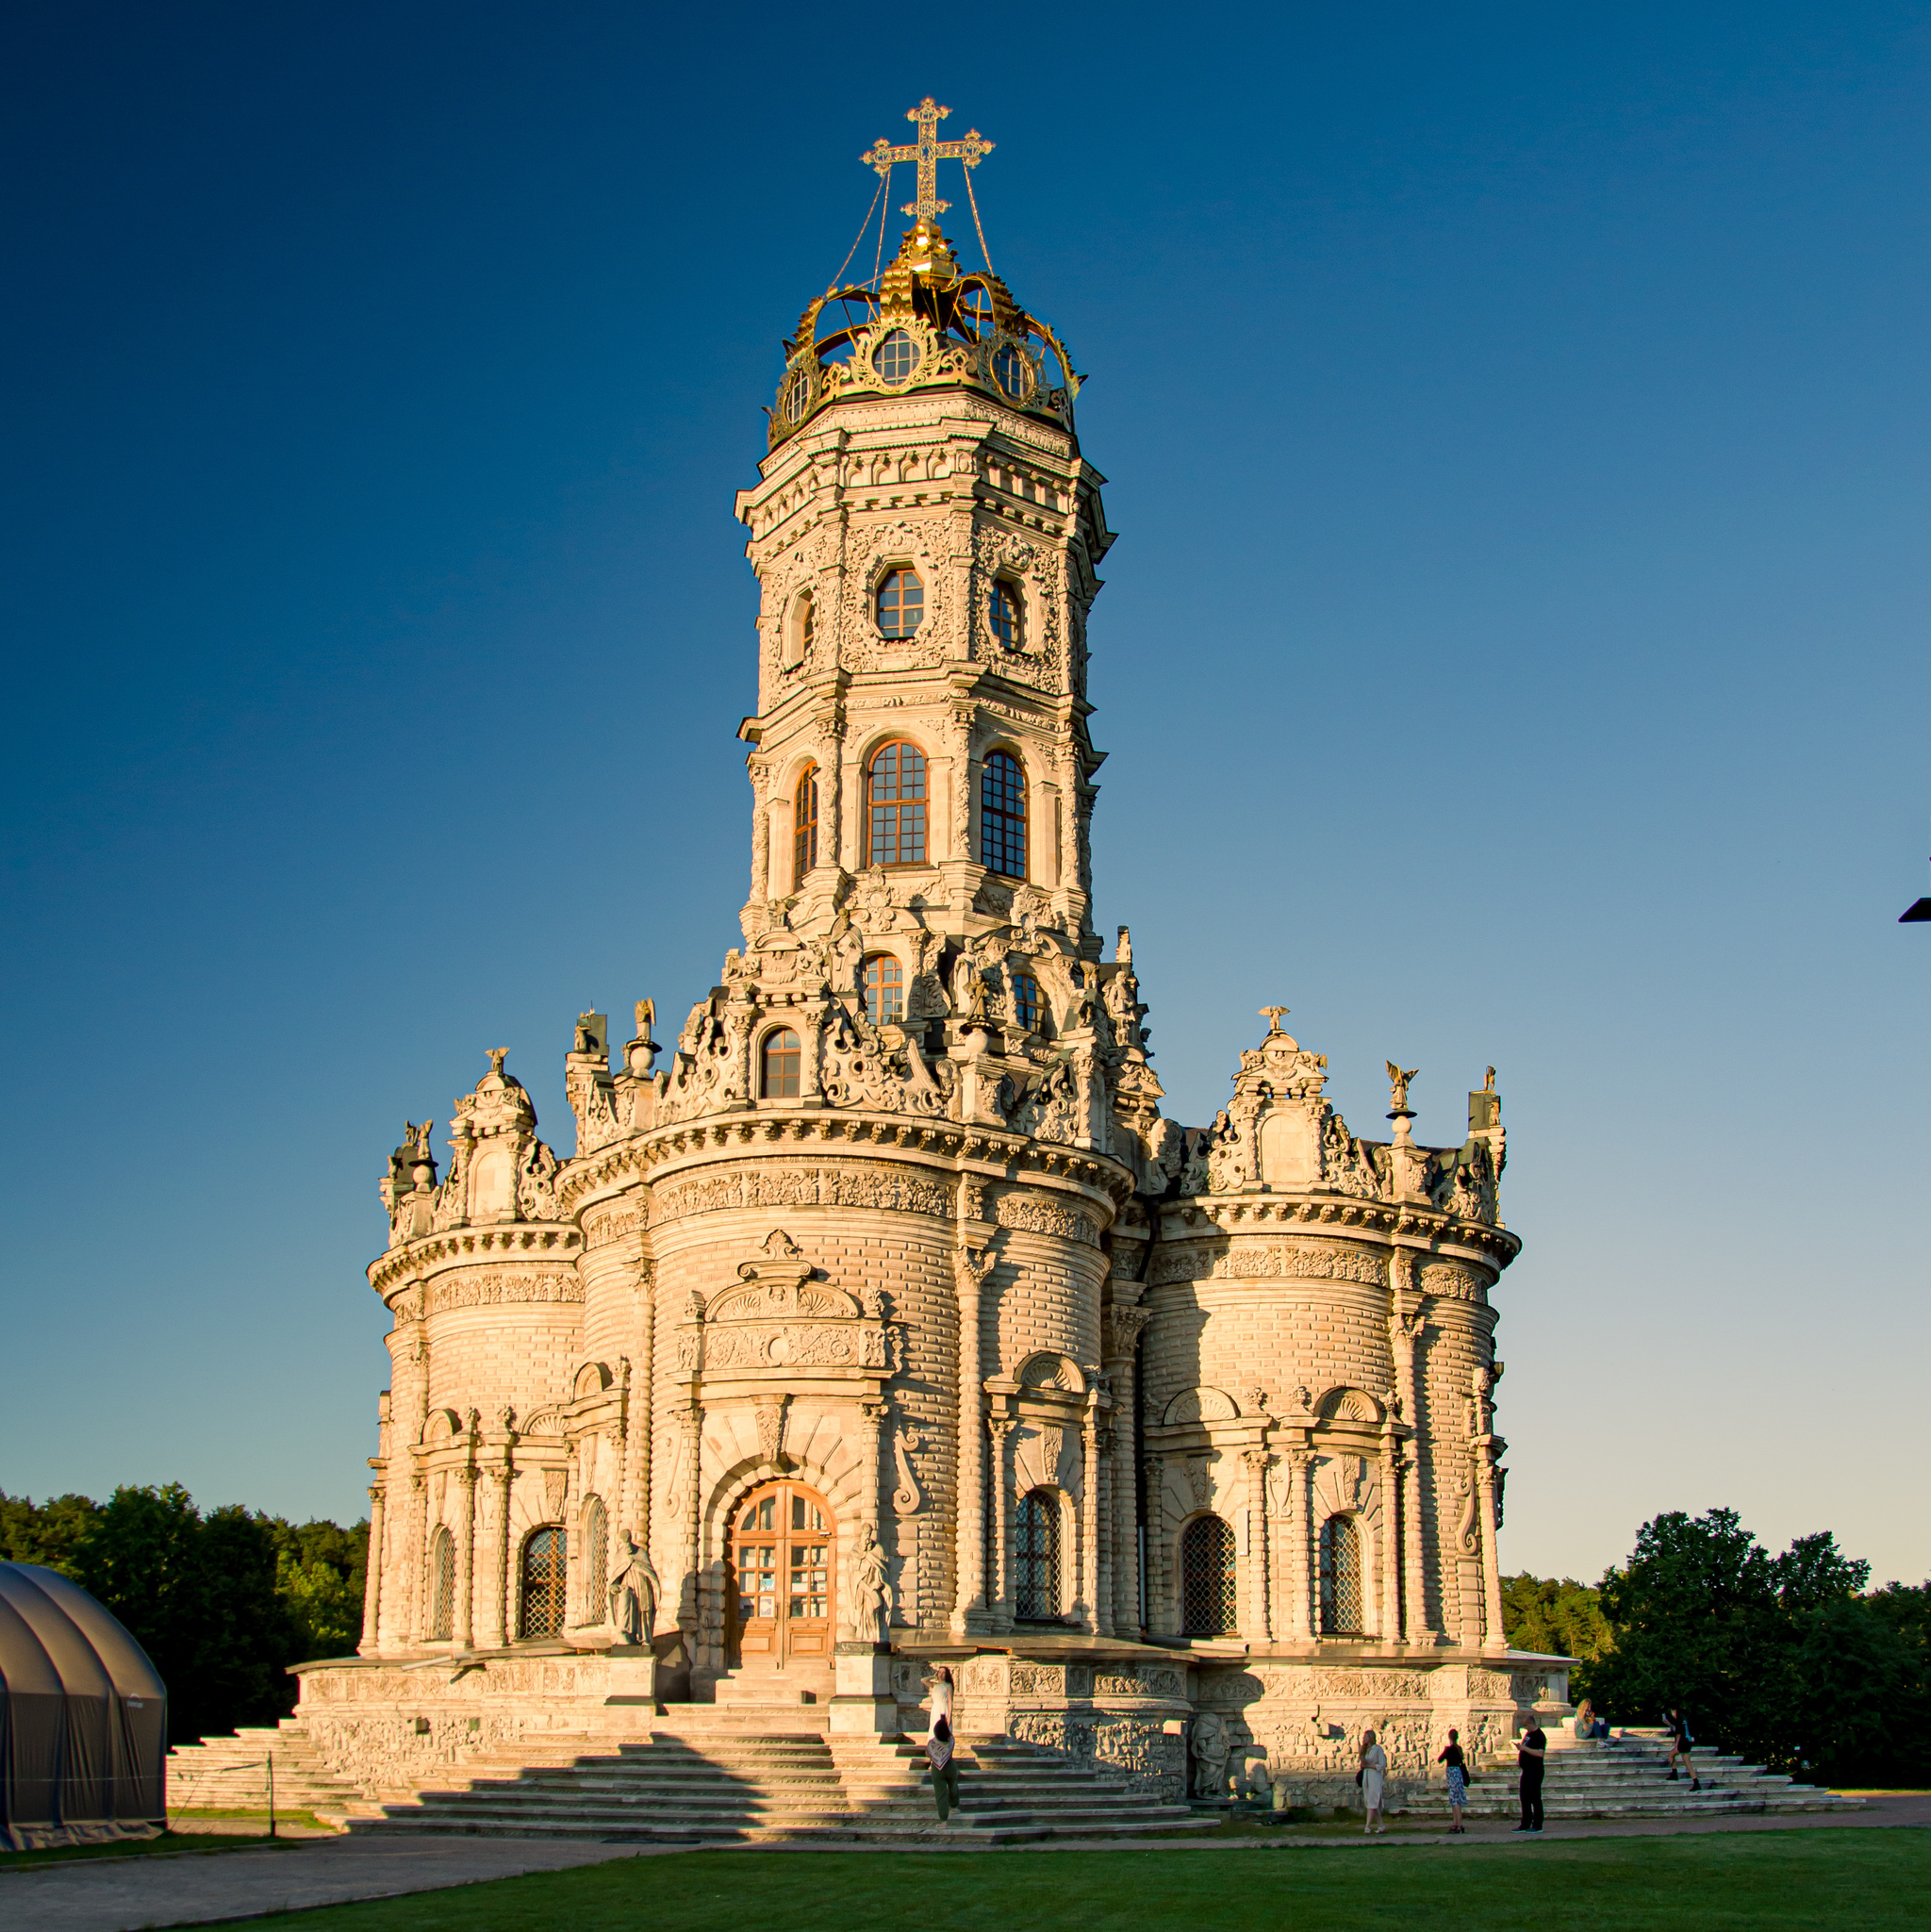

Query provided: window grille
[1180,1514,1237,1635]
[875,568,924,638]
[427,1526,454,1641]
[519,1526,568,1640]
[1319,1514,1363,1635]
[980,750,1027,879]
[873,329,921,384]
[866,741,927,866]
[1010,971,1042,1032]
[580,1496,606,1625]
[988,579,1022,647]
[1015,1489,1062,1619]
[762,1029,801,1098]
[793,766,818,886]
[862,954,904,1026]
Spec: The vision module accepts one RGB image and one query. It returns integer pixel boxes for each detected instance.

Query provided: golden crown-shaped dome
[767,102,1081,449]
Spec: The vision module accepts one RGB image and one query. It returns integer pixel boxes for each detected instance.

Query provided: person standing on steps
[1358,1729,1389,1835]
[927,1663,954,1737]
[1516,1721,1547,1833]
[1438,1729,1470,1833]
[927,1714,962,1827]
[1665,1709,1701,1790]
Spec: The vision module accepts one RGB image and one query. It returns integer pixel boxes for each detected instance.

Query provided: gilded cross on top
[861,97,994,222]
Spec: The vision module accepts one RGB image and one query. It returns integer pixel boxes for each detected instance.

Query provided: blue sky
[3,2,1925,1586]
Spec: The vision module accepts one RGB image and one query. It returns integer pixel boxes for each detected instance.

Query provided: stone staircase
[339,1705,1213,1843]
[1399,1727,1861,1820]
[166,1720,366,1822]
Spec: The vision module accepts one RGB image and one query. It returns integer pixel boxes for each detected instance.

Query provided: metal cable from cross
[860,97,994,223]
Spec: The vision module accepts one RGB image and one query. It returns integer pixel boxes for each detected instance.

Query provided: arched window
[426,1526,455,1641]
[862,953,904,1026]
[519,1526,568,1640]
[1015,1489,1062,1619]
[792,765,818,886]
[988,579,1022,648]
[1010,970,1042,1033]
[580,1495,607,1624]
[762,1029,801,1098]
[981,750,1027,880]
[1180,1514,1237,1635]
[1319,1515,1363,1635]
[875,568,924,639]
[866,741,927,867]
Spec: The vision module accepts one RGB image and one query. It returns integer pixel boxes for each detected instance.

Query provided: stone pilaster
[950,1242,995,1633]
[987,1418,1015,1624]
[454,1465,478,1648]
[1379,1428,1402,1642]
[1285,1450,1314,1641]
[484,1461,513,1647]
[358,1483,385,1655]
[1080,1396,1101,1629]
[1102,1304,1147,1637]
[1243,1448,1272,1642]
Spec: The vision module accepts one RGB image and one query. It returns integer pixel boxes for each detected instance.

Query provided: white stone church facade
[297,122,1569,1801]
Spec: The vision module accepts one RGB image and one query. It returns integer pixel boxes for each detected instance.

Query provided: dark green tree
[1501,1573,1612,1661]
[1,1486,370,1743]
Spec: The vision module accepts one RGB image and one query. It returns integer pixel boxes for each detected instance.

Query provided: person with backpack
[927,1713,962,1825]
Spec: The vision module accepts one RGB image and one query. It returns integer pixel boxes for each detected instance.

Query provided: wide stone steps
[1399,1732,1860,1818]
[167,1721,365,1817]
[346,1727,1212,1843]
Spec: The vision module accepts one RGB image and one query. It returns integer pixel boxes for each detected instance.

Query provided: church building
[296,103,1569,1804]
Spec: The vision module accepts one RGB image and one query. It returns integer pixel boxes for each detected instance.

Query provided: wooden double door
[727,1480,833,1669]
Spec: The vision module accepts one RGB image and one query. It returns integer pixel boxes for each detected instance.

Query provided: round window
[778,365,814,424]
[991,342,1031,401]
[872,329,921,385]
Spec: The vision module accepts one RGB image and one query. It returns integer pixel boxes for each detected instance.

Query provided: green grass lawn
[229,1830,1926,1932]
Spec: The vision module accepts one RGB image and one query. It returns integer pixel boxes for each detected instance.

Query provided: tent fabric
[0,1562,166,1851]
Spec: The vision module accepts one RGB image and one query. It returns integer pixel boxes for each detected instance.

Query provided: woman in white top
[927,1664,954,1736]
[1359,1729,1389,1835]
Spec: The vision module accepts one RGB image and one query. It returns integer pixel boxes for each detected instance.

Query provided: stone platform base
[288,1639,1571,1807]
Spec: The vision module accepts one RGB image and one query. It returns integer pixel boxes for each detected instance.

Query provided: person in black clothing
[1516,1723,1547,1832]
[1664,1709,1702,1791]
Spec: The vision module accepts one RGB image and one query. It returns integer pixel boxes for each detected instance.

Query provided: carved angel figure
[607,1531,659,1646]
[1385,1062,1418,1114]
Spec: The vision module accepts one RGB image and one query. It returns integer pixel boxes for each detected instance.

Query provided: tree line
[1505,1507,1930,1788]
[1,1484,367,1745]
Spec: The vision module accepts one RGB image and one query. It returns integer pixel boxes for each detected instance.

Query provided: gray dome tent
[0,1562,166,1849]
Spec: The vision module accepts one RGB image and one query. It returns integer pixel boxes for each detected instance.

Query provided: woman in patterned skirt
[1438,1728,1470,1833]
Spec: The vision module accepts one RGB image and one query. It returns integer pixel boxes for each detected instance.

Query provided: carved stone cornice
[368,1223,582,1301]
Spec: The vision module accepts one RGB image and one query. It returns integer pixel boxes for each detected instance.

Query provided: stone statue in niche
[1190,1710,1231,1798]
[607,1532,660,1645]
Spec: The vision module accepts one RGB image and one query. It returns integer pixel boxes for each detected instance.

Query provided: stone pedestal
[599,1644,656,1728]
[828,1641,898,1735]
